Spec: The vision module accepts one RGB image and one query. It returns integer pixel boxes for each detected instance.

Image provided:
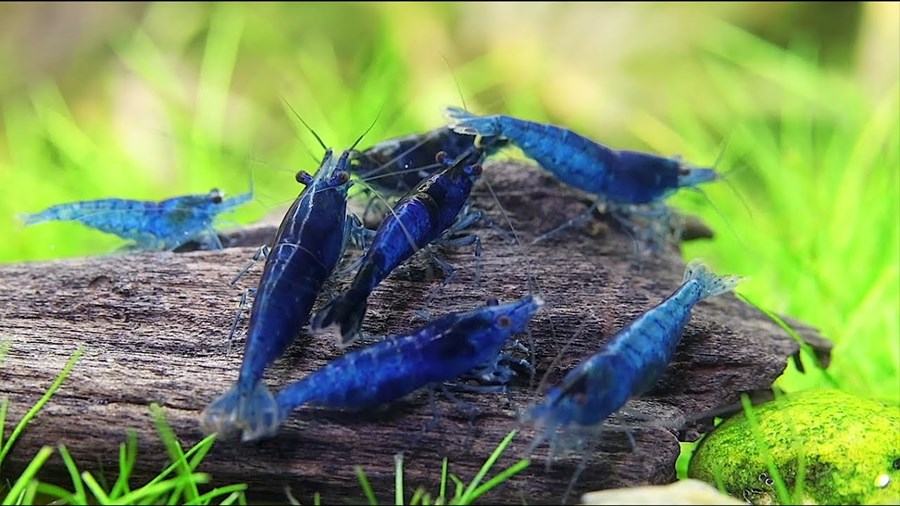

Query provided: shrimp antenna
[688,186,752,254]
[710,134,754,220]
[482,175,556,391]
[533,315,594,397]
[280,96,328,152]
[441,53,468,112]
[350,104,384,152]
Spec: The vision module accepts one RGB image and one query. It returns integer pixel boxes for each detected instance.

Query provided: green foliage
[0,346,246,505]
[0,3,895,503]
[631,21,898,404]
[351,430,529,506]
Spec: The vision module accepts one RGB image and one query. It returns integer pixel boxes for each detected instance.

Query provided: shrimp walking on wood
[201,148,365,441]
[21,188,252,251]
[524,260,742,499]
[242,295,544,443]
[445,107,721,243]
[349,126,507,197]
[310,145,488,346]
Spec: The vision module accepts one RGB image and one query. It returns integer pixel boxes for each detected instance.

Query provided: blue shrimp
[21,188,252,251]
[200,148,360,440]
[310,146,487,345]
[526,260,742,447]
[445,107,717,205]
[349,126,508,196]
[445,107,720,242]
[242,295,544,442]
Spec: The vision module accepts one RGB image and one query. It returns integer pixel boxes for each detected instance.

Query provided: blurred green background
[0,0,896,462]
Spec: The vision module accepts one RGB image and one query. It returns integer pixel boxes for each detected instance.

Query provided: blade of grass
[114,472,210,505]
[395,453,404,506]
[410,486,428,506]
[461,458,529,505]
[284,485,301,506]
[1,446,54,506]
[0,398,8,453]
[218,490,247,506]
[438,457,448,504]
[356,465,378,506]
[0,347,84,464]
[33,482,76,503]
[150,403,199,504]
[142,433,217,488]
[186,483,248,505]
[58,444,88,504]
[80,471,112,505]
[458,430,518,503]
[447,474,464,503]
[109,429,138,498]
[740,395,792,504]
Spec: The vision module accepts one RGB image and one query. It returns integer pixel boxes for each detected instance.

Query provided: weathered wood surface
[0,161,830,504]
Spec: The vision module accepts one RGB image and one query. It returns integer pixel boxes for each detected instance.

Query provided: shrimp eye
[435,151,449,165]
[209,189,224,204]
[467,164,483,176]
[485,297,499,306]
[296,171,313,185]
[497,315,511,328]
[335,171,350,185]
[678,166,691,176]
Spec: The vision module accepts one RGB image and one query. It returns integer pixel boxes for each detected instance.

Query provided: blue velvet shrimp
[445,107,720,243]
[235,295,543,442]
[310,146,487,345]
[523,260,741,502]
[21,188,252,251]
[200,148,361,440]
[526,259,742,450]
[349,126,508,196]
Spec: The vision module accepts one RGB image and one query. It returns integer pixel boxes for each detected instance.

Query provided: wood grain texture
[0,161,830,504]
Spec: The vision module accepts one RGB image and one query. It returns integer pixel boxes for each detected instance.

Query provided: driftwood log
[0,161,830,504]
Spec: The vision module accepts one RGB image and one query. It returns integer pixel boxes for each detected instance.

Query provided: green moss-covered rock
[688,389,900,505]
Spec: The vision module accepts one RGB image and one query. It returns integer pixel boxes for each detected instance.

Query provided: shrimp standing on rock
[246,295,545,443]
[445,107,721,246]
[311,146,489,346]
[201,148,364,441]
[21,188,252,251]
[525,260,742,500]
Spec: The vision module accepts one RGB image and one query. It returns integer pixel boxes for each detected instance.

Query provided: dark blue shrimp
[310,146,487,345]
[349,126,508,196]
[235,295,543,442]
[201,149,359,440]
[526,260,742,448]
[21,188,252,251]
[446,107,717,205]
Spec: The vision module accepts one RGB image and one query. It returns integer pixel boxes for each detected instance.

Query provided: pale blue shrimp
[21,188,252,251]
